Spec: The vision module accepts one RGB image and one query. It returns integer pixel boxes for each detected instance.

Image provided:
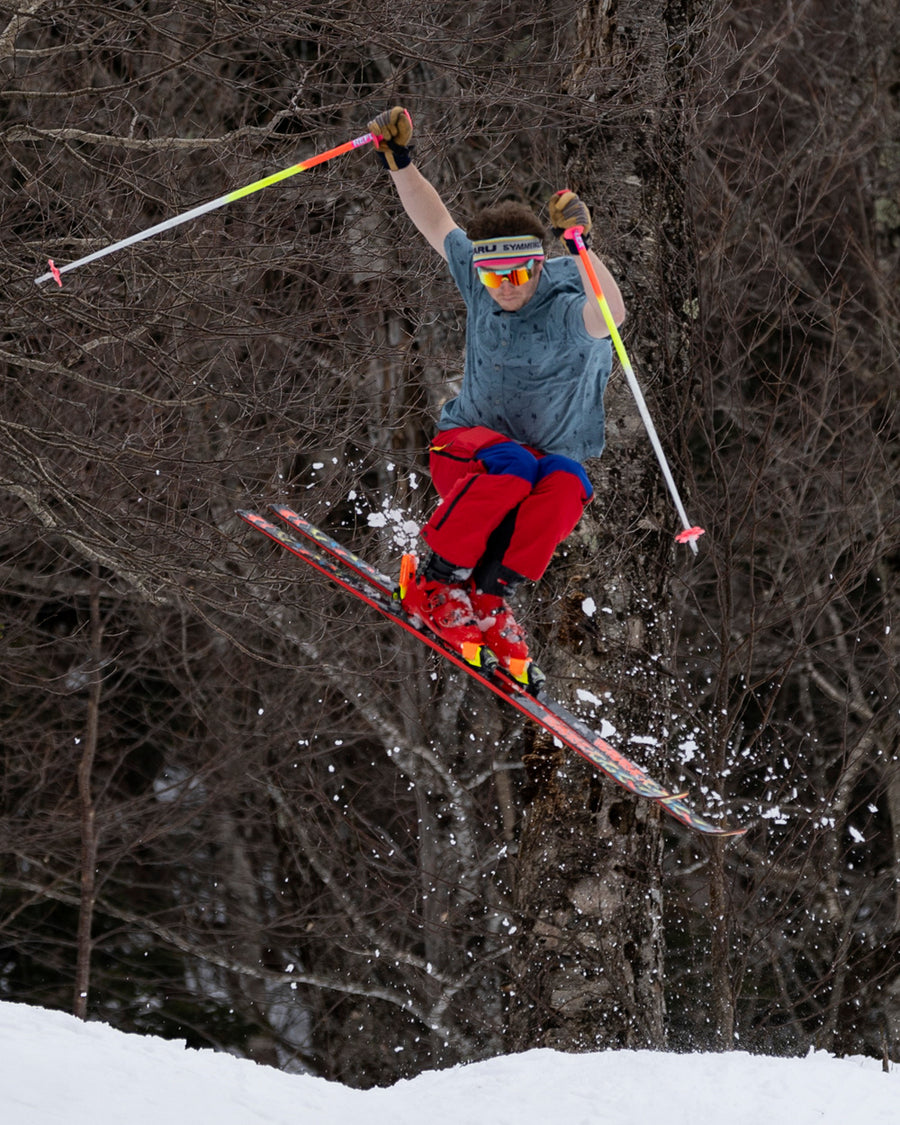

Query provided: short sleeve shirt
[438,227,613,461]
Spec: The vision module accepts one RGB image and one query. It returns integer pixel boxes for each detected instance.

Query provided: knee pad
[477,441,539,486]
[535,454,594,501]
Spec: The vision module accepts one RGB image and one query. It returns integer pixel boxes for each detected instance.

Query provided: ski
[238,507,746,837]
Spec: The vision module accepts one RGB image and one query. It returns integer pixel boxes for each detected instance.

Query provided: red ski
[238,506,746,837]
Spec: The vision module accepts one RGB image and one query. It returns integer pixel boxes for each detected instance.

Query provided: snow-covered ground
[0,1000,895,1125]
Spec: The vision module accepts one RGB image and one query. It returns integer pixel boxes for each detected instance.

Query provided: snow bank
[0,1000,895,1125]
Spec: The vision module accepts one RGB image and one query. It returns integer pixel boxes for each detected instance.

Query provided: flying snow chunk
[582,597,596,617]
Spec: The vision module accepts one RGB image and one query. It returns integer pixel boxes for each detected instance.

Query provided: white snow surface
[1,1000,895,1125]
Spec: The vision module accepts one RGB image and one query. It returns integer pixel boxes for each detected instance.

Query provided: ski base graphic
[238,506,747,838]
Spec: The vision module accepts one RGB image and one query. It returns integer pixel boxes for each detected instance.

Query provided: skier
[368,107,626,688]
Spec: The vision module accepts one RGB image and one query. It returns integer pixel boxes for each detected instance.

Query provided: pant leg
[498,454,594,580]
[422,428,538,569]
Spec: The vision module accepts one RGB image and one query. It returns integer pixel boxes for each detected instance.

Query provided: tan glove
[548,190,592,252]
[368,106,414,171]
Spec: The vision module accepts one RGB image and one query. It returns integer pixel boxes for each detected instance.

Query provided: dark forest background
[0,0,897,1087]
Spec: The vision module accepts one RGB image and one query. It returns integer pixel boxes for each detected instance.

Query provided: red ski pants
[422,426,593,581]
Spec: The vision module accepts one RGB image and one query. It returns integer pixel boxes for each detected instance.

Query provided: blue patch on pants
[477,441,539,485]
[535,454,594,499]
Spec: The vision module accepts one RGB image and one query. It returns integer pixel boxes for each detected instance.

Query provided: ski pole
[567,226,706,554]
[35,131,378,286]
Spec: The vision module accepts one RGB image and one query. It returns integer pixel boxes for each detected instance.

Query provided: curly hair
[466,201,547,247]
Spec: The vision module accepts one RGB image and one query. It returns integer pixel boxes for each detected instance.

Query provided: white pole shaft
[570,229,702,554]
[34,132,375,285]
[35,195,227,285]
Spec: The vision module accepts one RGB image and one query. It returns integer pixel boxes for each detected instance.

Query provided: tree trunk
[509,0,709,1051]
[509,736,666,1049]
[73,574,103,1019]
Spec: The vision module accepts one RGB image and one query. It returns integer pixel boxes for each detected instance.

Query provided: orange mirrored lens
[477,264,534,288]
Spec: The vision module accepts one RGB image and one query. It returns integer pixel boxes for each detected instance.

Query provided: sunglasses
[476,261,537,288]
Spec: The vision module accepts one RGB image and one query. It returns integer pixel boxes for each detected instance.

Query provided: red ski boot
[399,555,495,671]
[468,587,544,693]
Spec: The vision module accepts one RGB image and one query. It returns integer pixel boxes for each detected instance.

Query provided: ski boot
[398,555,497,673]
[468,585,545,695]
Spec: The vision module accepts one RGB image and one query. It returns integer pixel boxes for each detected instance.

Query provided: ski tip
[657,793,748,837]
[236,510,272,532]
[704,825,750,838]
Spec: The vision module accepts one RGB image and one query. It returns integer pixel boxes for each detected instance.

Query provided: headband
[471,235,545,270]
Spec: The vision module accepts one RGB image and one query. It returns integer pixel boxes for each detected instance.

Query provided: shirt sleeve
[444,227,477,302]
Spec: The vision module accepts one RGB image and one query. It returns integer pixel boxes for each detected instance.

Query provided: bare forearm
[575,249,626,338]
[388,164,458,259]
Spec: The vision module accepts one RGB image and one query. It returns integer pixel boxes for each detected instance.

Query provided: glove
[368,106,414,171]
[549,190,592,253]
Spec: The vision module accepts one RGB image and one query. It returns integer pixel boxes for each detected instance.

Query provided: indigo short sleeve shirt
[438,227,613,461]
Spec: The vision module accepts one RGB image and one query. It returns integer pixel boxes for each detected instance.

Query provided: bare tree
[666,0,900,1055]
[1,0,897,1085]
